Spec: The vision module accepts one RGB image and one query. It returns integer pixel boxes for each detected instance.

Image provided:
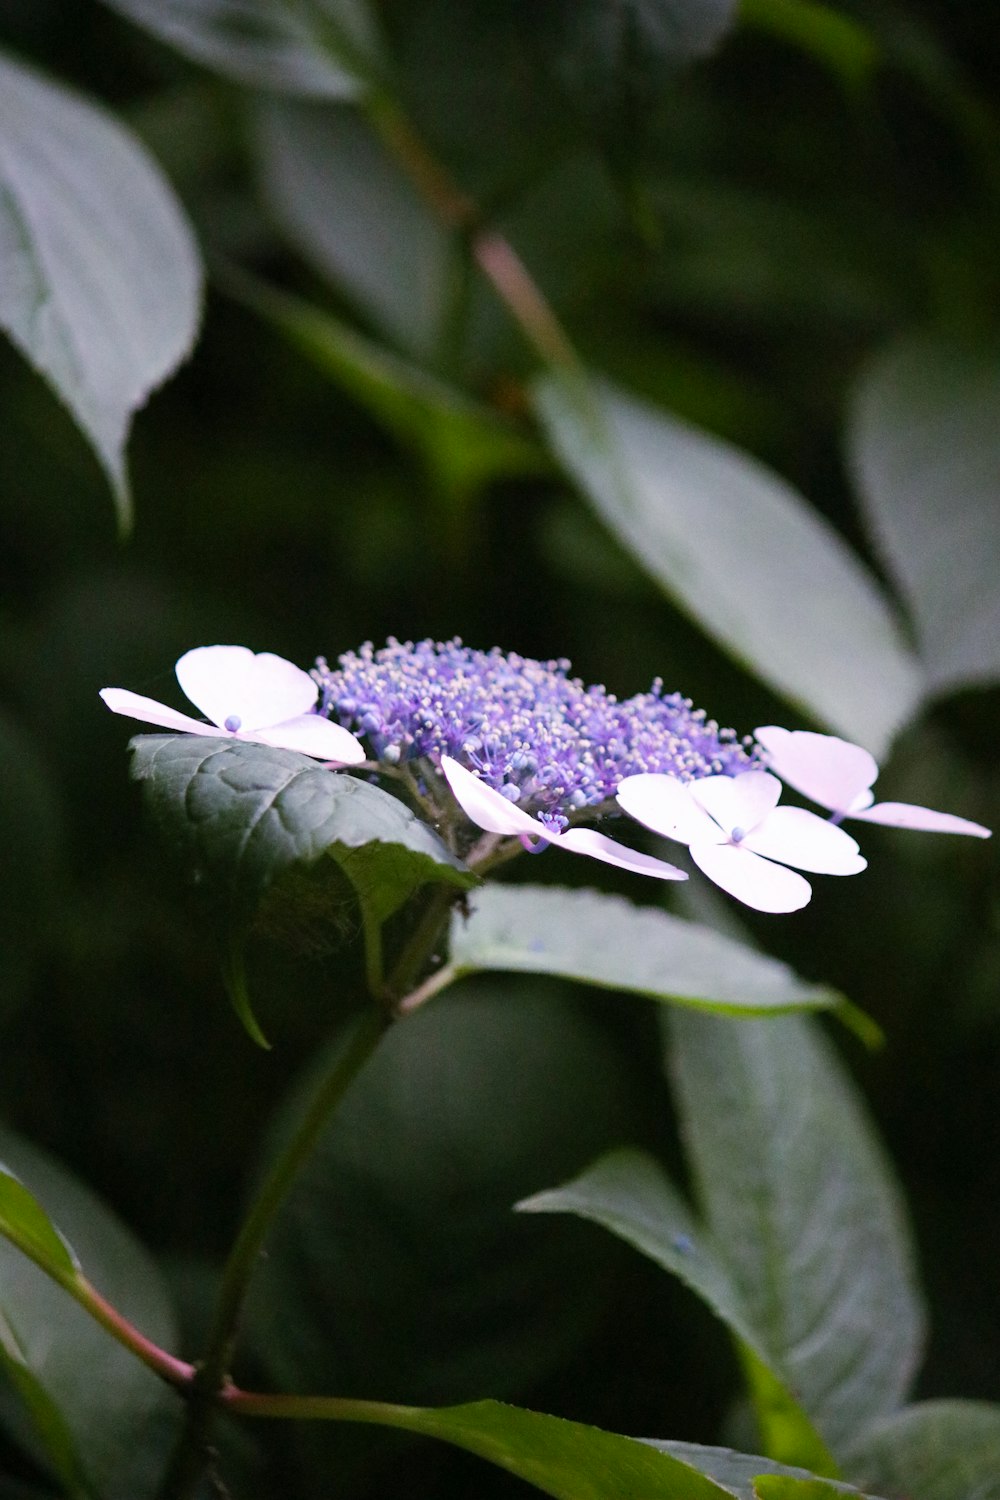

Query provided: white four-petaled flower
[754,726,992,839]
[100,646,366,764]
[440,755,687,882]
[616,769,866,912]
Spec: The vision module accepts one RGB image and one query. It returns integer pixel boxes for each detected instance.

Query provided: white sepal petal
[440,756,546,838]
[690,842,812,913]
[616,774,719,846]
[99,688,224,738]
[740,806,867,875]
[754,725,878,815]
[851,801,992,838]
[253,715,366,763]
[176,646,317,730]
[555,826,688,880]
[690,770,781,836]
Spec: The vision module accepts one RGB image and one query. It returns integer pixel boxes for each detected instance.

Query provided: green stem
[384,884,457,1003]
[157,1005,390,1500]
[366,97,581,373]
[221,1387,421,1426]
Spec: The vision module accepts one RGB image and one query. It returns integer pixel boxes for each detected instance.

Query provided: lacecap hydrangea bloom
[314,637,759,882]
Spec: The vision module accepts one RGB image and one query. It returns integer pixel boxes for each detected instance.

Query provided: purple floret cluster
[314,638,756,826]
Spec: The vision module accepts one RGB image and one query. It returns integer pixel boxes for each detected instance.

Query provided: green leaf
[0,1163,78,1287]
[0,1128,179,1500]
[98,0,377,97]
[519,1148,834,1476]
[753,1482,859,1499]
[129,735,473,1038]
[519,1147,765,1354]
[0,50,202,529]
[0,1311,89,1498]
[342,1396,733,1498]
[849,336,1000,696]
[128,735,472,925]
[847,1400,1000,1500]
[533,373,922,755]
[448,885,843,1016]
[255,101,452,360]
[667,1010,925,1459]
[229,270,544,501]
[648,1440,882,1497]
[739,0,877,90]
[247,983,651,1415]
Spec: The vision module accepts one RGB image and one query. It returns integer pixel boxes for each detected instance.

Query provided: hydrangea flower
[754,726,992,838]
[314,638,758,879]
[101,646,366,763]
[616,769,866,912]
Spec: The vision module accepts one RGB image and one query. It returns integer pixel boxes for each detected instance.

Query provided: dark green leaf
[449,885,843,1015]
[98,0,376,97]
[229,270,544,501]
[247,984,650,1412]
[0,50,202,528]
[739,0,877,90]
[849,336,1000,695]
[668,1011,925,1458]
[356,1397,734,1498]
[255,101,452,359]
[0,1128,179,1500]
[0,1312,89,1498]
[518,1147,763,1352]
[519,1148,833,1476]
[128,735,472,926]
[847,1400,1000,1500]
[533,373,922,755]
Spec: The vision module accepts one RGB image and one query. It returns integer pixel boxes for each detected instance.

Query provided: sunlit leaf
[0,1163,78,1286]
[449,885,843,1015]
[0,50,202,528]
[849,336,1000,695]
[534,373,922,755]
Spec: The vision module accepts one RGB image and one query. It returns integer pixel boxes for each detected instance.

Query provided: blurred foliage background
[0,0,998,1495]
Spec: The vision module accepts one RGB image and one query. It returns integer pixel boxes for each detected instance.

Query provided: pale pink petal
[253,715,366,764]
[851,801,992,838]
[754,725,878,816]
[440,756,547,837]
[99,687,224,738]
[555,826,688,880]
[740,806,868,875]
[176,647,317,731]
[616,774,719,846]
[690,841,812,913]
[690,771,781,837]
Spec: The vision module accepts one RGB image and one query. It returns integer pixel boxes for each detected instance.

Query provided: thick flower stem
[156,1005,390,1500]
